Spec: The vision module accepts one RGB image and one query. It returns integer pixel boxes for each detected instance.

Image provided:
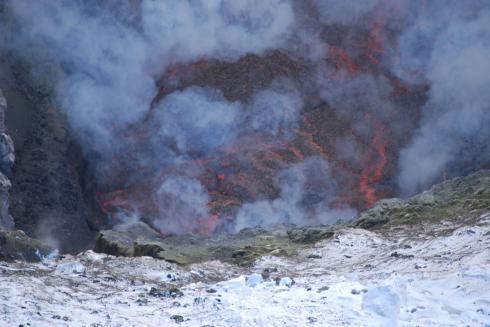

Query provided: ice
[1,214,489,326]
[363,286,400,321]
[246,273,264,287]
[278,277,294,288]
[55,261,86,274]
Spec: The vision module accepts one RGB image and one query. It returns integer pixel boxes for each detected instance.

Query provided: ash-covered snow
[1,213,489,326]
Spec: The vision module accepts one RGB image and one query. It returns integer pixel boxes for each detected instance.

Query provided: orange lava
[364,21,385,66]
[358,125,388,207]
[191,214,220,236]
[298,118,331,161]
[328,46,360,75]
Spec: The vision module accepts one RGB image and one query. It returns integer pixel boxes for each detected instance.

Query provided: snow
[0,212,489,326]
[55,261,86,274]
[245,273,264,287]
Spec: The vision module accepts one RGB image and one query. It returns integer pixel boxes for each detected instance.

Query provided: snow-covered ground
[1,213,489,326]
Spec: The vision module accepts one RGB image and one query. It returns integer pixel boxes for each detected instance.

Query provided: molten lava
[96,10,425,235]
[328,46,360,75]
[359,125,388,207]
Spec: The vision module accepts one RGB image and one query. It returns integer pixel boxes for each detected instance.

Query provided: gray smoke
[395,4,490,195]
[233,157,356,232]
[246,79,303,137]
[153,87,241,155]
[142,0,295,64]
[4,0,296,152]
[2,0,337,235]
[4,0,488,236]
[312,0,380,25]
[153,176,211,235]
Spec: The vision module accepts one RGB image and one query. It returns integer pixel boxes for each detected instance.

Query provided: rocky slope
[94,169,490,266]
[1,211,488,326]
[354,169,490,230]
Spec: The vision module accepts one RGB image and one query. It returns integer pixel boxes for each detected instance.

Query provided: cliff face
[0,88,14,229]
[0,57,105,253]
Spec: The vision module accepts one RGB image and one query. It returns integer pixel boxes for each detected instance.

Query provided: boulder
[0,229,52,262]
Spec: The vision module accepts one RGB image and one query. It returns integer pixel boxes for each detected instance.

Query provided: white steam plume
[2,0,330,234]
[396,5,490,195]
[233,157,356,232]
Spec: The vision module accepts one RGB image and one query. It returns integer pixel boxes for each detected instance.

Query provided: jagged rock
[4,80,101,253]
[170,315,184,323]
[0,88,6,132]
[0,89,13,230]
[149,287,183,298]
[354,170,490,230]
[0,172,13,229]
[0,132,14,175]
[94,230,134,257]
[287,226,334,243]
[0,229,52,262]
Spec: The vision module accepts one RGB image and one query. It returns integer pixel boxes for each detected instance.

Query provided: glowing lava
[358,125,388,207]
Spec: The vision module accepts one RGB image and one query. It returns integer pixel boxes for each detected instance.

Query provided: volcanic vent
[1,0,489,246]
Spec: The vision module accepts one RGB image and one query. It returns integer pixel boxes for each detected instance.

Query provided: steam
[3,0,488,238]
[142,0,294,63]
[246,79,303,137]
[2,0,330,235]
[234,157,356,231]
[153,87,241,154]
[153,176,211,235]
[4,0,295,152]
[312,0,380,25]
[395,5,490,195]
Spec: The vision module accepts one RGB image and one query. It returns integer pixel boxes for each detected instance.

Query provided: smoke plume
[1,0,489,237]
[234,157,356,232]
[394,3,490,195]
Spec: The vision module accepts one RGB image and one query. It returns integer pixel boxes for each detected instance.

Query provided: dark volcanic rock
[149,287,184,299]
[0,229,52,262]
[1,63,105,253]
[0,88,14,229]
[94,221,337,266]
[170,315,184,323]
[287,226,334,244]
[94,230,134,257]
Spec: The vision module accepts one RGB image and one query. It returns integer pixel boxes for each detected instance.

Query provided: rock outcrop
[95,221,335,266]
[353,169,490,230]
[0,228,52,261]
[0,87,53,261]
[0,88,14,229]
[95,169,490,266]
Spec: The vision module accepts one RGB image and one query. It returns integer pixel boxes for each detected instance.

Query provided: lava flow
[358,124,389,207]
[95,5,425,235]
